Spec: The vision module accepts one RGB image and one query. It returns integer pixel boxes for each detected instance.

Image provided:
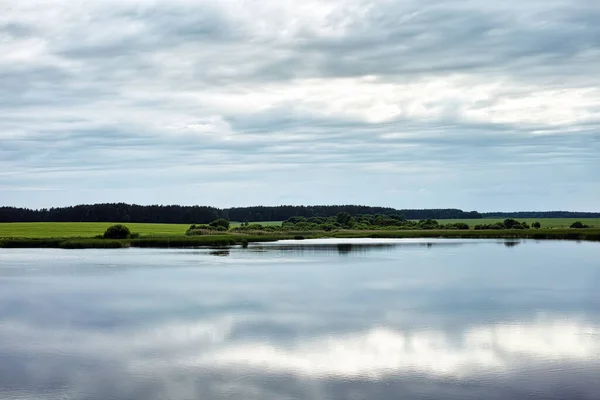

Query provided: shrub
[103,224,131,239]
[532,222,541,229]
[570,221,590,229]
[322,224,335,232]
[474,223,505,230]
[443,223,470,230]
[209,218,230,230]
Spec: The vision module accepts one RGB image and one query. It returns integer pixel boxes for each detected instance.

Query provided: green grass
[432,218,600,229]
[0,221,282,238]
[0,222,190,238]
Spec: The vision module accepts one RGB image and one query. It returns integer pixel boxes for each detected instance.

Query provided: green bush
[103,224,131,239]
[209,218,230,229]
[570,221,590,229]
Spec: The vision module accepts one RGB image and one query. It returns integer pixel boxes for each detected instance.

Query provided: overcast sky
[1,0,599,211]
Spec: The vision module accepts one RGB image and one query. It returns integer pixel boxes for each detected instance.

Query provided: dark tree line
[2,203,597,224]
[482,211,600,218]
[0,203,220,223]
[223,206,482,222]
[0,203,482,223]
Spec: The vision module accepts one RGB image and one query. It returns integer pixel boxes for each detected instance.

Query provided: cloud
[0,0,599,209]
[1,314,599,399]
[200,320,600,378]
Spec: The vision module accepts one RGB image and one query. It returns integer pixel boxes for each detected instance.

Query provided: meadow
[0,221,284,238]
[0,222,189,238]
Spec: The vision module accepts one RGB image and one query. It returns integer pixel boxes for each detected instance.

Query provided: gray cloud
[0,0,599,210]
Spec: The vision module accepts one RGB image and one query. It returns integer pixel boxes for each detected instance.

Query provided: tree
[336,212,353,228]
[532,221,541,229]
[103,224,131,239]
[503,218,518,229]
[570,221,589,229]
[209,218,230,229]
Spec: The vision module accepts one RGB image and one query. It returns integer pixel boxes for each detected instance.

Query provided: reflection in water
[504,241,521,248]
[209,249,230,257]
[337,243,353,254]
[201,319,600,377]
[0,240,599,400]
[253,238,470,256]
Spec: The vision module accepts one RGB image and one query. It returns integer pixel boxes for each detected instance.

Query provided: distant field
[433,218,600,228]
[0,221,282,238]
[229,221,283,227]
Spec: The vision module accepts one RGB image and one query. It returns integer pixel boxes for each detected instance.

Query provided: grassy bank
[1,228,598,249]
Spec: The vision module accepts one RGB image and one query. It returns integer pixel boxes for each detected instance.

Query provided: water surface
[1,239,599,399]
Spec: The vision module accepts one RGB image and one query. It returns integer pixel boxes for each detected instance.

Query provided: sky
[1,0,599,211]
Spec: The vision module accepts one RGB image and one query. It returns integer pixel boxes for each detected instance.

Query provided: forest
[0,203,598,224]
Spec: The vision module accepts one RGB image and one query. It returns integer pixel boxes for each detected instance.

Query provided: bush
[103,224,131,239]
[474,223,505,230]
[532,222,541,229]
[570,221,590,229]
[209,218,230,230]
[443,223,470,230]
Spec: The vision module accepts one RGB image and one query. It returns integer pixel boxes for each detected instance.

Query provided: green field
[0,222,190,238]
[0,221,283,238]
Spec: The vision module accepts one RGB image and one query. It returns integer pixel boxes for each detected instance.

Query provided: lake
[1,238,599,400]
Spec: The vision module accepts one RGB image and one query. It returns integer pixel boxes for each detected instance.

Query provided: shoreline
[1,228,599,249]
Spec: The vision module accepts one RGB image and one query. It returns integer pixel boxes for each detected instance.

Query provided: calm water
[1,239,599,400]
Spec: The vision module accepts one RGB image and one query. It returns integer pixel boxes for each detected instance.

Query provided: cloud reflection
[195,319,600,378]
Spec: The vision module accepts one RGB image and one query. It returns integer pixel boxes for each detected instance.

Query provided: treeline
[230,214,471,233]
[223,206,482,222]
[1,203,598,224]
[0,204,220,223]
[482,211,600,218]
[0,203,481,223]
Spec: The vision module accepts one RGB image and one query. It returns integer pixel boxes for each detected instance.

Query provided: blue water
[0,238,599,399]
